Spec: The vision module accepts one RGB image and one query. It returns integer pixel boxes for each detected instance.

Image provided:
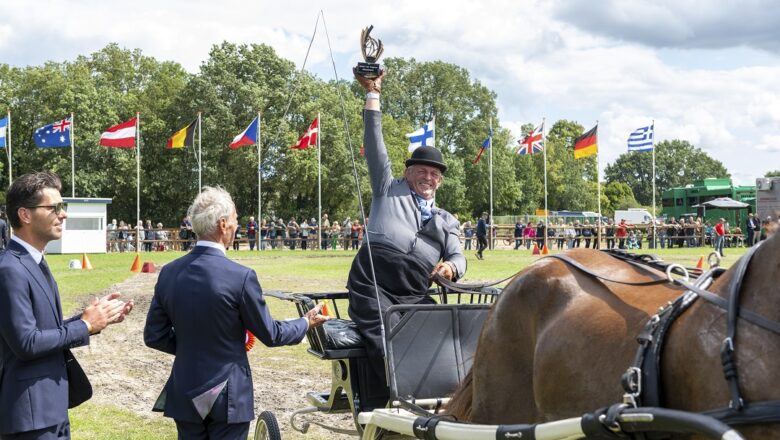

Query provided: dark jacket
[0,240,90,434]
[144,246,308,423]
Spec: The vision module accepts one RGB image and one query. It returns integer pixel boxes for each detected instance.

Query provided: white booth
[45,198,112,254]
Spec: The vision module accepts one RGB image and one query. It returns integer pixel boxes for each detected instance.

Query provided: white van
[614,208,653,225]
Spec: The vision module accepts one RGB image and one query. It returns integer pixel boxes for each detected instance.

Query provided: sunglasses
[26,202,67,214]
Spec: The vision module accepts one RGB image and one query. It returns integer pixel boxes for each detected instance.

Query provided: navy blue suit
[0,240,90,437]
[144,246,307,435]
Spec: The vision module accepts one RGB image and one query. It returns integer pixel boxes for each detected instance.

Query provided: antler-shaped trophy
[356,25,384,79]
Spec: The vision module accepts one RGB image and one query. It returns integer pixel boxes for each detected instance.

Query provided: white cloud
[756,134,780,152]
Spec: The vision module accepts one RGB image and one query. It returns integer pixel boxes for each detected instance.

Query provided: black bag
[65,349,92,408]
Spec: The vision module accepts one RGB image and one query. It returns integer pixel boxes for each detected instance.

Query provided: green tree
[602,181,639,216]
[544,120,599,211]
[604,140,730,206]
[765,170,780,177]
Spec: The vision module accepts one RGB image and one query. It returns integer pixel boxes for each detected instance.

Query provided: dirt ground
[74,270,356,439]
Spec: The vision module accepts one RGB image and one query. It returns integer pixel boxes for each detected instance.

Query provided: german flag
[167,119,197,149]
[573,125,598,159]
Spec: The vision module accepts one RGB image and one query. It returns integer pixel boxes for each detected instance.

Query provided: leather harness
[548,248,780,435]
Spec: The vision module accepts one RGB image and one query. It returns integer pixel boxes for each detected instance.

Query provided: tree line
[0,42,740,225]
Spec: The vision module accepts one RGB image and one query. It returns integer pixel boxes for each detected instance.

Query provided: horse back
[469,249,683,424]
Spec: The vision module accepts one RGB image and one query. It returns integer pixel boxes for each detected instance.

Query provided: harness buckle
[707,251,722,268]
[666,264,690,284]
[621,367,642,408]
[722,337,734,353]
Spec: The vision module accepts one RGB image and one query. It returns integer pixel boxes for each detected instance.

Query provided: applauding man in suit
[144,186,328,439]
[0,171,133,440]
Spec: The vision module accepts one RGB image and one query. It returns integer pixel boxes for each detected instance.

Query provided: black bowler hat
[405,146,447,173]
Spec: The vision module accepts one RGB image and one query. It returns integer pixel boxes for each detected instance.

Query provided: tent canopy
[692,197,750,209]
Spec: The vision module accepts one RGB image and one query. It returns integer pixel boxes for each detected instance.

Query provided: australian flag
[34,117,72,148]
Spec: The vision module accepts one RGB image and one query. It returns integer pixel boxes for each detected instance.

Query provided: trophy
[356,25,384,79]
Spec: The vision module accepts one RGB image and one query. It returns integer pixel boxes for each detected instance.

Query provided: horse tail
[445,368,473,421]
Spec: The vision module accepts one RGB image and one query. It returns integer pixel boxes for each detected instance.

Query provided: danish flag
[291,116,319,150]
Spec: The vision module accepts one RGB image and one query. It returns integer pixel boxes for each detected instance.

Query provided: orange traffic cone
[693,256,704,273]
[321,300,331,317]
[532,244,541,255]
[542,244,550,255]
[130,254,142,273]
[81,253,93,270]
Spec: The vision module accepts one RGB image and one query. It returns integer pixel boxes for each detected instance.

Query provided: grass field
[46,245,748,439]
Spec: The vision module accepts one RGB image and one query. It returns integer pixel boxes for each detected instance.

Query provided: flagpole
[489,117,493,250]
[652,119,656,248]
[257,112,262,251]
[543,118,548,251]
[317,112,322,253]
[70,112,75,197]
[136,112,141,253]
[596,121,602,248]
[198,112,202,192]
[432,115,436,149]
[7,109,11,185]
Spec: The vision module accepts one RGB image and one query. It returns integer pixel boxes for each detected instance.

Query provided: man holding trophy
[348,26,466,411]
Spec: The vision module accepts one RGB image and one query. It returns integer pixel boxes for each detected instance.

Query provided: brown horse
[448,233,780,438]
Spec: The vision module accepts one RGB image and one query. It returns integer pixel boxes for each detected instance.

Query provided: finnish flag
[406,119,435,152]
[0,117,6,148]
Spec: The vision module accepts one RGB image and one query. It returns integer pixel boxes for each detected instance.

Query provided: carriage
[254,246,778,440]
[253,285,500,439]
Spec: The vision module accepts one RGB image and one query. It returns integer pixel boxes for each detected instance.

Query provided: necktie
[39,258,55,290]
[39,258,63,319]
[413,194,432,224]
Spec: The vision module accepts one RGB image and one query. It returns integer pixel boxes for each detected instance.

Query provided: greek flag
[627,124,654,152]
[406,119,435,152]
[0,117,7,148]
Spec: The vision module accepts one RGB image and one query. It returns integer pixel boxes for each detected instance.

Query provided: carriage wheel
[254,410,282,440]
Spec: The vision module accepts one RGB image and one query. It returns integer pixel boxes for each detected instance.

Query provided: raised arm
[355,69,392,195]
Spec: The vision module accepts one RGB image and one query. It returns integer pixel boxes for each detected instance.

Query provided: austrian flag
[291,117,318,150]
[100,117,137,148]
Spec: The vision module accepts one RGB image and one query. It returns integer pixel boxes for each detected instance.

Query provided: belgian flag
[573,125,598,159]
[167,119,198,149]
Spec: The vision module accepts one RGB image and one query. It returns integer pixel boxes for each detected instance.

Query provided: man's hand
[431,261,455,281]
[98,292,134,324]
[353,68,385,93]
[304,303,330,329]
[81,294,127,333]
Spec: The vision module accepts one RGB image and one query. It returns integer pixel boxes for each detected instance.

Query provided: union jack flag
[518,123,544,155]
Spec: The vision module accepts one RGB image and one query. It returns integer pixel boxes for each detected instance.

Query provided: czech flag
[230,116,259,149]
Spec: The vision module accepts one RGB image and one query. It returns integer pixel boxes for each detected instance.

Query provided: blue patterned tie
[413,194,432,223]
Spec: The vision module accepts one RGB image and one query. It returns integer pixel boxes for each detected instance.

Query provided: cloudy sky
[2,0,778,184]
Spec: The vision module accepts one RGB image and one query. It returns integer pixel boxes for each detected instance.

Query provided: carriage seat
[323,319,365,350]
[308,318,367,360]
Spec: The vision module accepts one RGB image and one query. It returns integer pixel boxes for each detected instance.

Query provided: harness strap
[432,271,520,294]
[672,280,780,336]
[702,400,780,426]
[412,414,454,440]
[545,254,671,286]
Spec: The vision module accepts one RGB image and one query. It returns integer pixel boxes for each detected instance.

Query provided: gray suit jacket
[363,110,466,278]
[0,240,90,434]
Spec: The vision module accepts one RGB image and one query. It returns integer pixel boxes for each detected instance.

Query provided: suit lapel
[8,241,62,324]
